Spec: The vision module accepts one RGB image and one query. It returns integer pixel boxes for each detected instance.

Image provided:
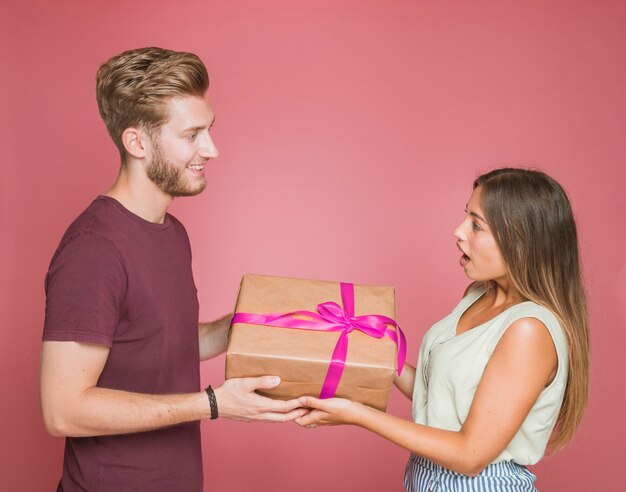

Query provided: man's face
[145,95,218,197]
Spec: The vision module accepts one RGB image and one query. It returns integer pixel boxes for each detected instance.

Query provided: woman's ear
[121,127,148,159]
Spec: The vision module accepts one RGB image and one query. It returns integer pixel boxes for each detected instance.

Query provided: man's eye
[188,133,198,140]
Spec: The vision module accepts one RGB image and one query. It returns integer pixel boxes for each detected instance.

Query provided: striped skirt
[404,453,537,491]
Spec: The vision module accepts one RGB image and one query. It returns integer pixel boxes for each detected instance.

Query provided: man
[40,47,305,492]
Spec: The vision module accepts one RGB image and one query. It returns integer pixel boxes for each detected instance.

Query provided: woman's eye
[472,221,481,232]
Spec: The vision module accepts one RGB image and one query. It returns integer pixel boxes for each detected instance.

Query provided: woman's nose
[454,221,467,241]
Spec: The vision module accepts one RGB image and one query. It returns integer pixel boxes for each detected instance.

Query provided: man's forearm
[44,387,210,438]
[41,340,307,438]
[199,313,232,361]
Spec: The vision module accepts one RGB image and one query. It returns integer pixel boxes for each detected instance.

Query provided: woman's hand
[294,396,365,428]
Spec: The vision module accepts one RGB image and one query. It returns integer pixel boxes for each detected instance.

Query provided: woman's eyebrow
[465,205,487,223]
[470,211,486,222]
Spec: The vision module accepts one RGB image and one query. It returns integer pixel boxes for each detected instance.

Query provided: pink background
[2,1,625,490]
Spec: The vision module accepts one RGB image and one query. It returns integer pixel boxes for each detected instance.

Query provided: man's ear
[121,127,150,159]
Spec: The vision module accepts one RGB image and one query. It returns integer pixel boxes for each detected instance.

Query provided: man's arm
[40,340,307,437]
[198,313,232,361]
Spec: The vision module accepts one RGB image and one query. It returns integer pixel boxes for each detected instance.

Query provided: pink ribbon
[231,282,406,399]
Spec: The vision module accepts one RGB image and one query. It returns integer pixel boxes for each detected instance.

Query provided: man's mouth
[187,164,205,173]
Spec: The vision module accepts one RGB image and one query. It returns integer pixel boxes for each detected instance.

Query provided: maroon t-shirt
[43,196,203,492]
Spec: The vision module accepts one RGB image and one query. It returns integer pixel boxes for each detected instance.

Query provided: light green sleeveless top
[411,285,569,465]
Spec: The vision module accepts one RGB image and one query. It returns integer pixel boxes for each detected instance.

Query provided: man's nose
[199,132,219,159]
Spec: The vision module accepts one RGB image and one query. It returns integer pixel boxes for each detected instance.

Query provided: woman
[296,168,589,490]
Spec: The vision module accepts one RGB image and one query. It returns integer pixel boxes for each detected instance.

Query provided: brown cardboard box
[225,274,400,411]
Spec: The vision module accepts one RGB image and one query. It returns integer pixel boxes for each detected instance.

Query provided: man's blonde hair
[96,47,209,158]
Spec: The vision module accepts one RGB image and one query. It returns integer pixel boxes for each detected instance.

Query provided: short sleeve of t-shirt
[43,232,127,347]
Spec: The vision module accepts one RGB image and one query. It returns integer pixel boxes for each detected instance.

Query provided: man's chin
[169,181,207,198]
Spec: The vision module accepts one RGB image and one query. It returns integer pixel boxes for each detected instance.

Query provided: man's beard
[146,144,207,197]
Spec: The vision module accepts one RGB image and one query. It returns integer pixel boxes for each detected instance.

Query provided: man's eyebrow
[183,118,216,133]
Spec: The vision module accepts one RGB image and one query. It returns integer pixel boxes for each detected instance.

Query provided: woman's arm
[394,362,416,400]
[297,317,557,476]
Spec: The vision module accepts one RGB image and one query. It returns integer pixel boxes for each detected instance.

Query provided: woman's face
[454,186,508,283]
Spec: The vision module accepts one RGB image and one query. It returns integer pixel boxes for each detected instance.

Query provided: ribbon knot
[232,282,406,400]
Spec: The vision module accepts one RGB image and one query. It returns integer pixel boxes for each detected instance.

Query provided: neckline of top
[97,195,173,232]
[453,286,533,338]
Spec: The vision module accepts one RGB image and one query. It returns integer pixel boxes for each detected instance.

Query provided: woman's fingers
[295,408,331,427]
[298,395,326,410]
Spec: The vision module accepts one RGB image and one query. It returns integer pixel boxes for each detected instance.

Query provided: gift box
[225,274,405,411]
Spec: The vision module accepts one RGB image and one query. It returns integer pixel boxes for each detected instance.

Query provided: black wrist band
[204,385,218,420]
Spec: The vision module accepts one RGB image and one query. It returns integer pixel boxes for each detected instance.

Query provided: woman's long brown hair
[474,168,589,450]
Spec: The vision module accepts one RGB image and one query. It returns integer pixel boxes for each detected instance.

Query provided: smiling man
[40,47,306,492]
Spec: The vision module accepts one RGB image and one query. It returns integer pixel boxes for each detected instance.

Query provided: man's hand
[214,376,309,422]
